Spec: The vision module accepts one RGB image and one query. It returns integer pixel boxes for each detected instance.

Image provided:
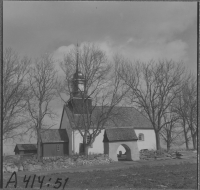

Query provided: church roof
[14,144,37,152]
[40,129,69,143]
[103,128,138,142]
[63,105,153,130]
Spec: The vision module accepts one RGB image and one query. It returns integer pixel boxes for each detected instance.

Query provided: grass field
[4,162,197,189]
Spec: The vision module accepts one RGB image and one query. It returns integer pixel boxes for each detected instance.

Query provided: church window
[138,133,144,141]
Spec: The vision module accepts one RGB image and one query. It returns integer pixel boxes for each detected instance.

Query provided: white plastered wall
[72,129,105,154]
[73,129,156,154]
[135,129,156,150]
[72,130,82,154]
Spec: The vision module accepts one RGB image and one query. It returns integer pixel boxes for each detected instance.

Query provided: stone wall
[3,154,114,173]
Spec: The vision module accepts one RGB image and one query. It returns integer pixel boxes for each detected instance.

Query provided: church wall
[73,129,157,154]
[60,109,72,155]
[73,130,83,154]
[135,129,156,150]
[67,124,193,154]
[73,129,105,154]
[88,129,104,154]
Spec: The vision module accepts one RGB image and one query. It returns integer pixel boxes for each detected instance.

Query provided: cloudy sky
[3,1,197,143]
[4,1,197,65]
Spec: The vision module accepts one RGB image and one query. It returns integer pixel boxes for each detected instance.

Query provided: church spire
[68,42,92,113]
[71,42,85,96]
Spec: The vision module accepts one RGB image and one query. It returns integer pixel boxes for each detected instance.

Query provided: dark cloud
[3,1,197,69]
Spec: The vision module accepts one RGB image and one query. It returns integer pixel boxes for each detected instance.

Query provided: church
[58,50,156,161]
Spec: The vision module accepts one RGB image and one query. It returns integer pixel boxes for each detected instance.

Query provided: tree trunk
[83,144,89,156]
[183,121,189,150]
[166,129,171,151]
[192,136,197,149]
[167,133,171,151]
[37,129,41,161]
[37,103,42,161]
[155,131,161,150]
[191,130,197,150]
[193,135,197,149]
[167,142,170,151]
[83,133,88,156]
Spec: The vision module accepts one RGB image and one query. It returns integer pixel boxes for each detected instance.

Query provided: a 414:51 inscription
[5,171,69,189]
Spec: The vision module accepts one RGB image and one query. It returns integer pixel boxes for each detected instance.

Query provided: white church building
[60,104,156,156]
[59,55,156,160]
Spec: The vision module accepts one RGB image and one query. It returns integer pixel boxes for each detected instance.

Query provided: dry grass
[4,162,197,189]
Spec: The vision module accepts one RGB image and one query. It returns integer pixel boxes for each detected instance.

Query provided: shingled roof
[103,128,138,142]
[14,144,37,152]
[41,129,69,143]
[64,105,153,129]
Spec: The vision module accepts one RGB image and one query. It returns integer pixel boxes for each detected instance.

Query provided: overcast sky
[4,1,197,66]
[3,1,197,137]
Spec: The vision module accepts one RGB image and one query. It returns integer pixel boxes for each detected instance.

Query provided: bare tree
[160,105,182,151]
[172,74,197,149]
[26,55,58,160]
[58,43,129,155]
[118,57,186,150]
[182,75,197,149]
[3,48,31,140]
[172,82,191,149]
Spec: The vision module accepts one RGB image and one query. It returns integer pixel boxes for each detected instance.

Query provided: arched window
[138,133,144,141]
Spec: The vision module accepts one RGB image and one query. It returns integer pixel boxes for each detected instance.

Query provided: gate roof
[103,128,138,142]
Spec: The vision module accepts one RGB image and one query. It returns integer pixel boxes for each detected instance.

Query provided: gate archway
[117,144,132,161]
[103,128,140,161]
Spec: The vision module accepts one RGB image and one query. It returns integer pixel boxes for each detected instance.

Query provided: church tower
[67,44,92,114]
